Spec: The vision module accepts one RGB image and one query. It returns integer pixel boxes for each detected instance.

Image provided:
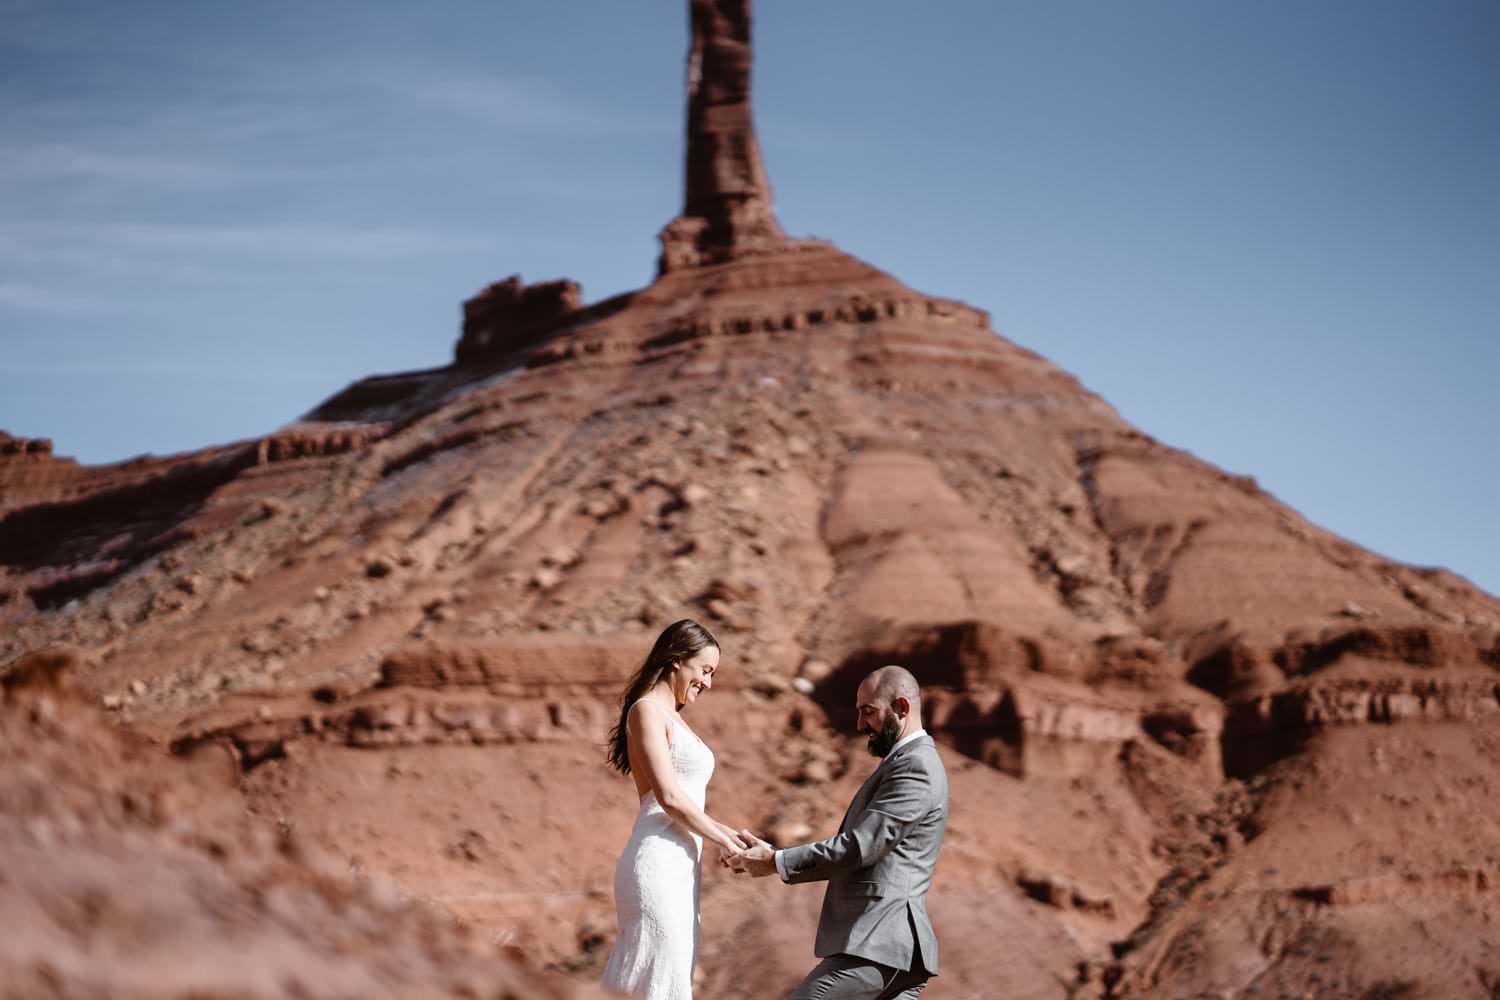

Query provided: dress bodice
[640,715,715,814]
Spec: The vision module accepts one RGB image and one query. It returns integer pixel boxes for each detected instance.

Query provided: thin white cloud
[405,76,590,127]
[5,221,498,262]
[0,142,241,186]
[0,89,329,147]
[391,69,671,137]
[102,221,492,257]
[0,357,336,382]
[0,231,228,283]
[0,281,113,315]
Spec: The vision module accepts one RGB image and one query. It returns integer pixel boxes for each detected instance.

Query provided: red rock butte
[662,0,787,272]
[3,2,1499,997]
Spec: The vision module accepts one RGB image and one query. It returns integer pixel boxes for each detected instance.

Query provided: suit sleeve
[779,757,934,884]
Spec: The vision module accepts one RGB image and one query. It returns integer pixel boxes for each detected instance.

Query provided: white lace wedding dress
[601,708,715,1000]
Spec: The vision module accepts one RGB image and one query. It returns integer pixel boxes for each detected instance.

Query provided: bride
[601,619,748,1000]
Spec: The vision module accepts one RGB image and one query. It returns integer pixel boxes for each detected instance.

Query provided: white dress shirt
[773,729,928,881]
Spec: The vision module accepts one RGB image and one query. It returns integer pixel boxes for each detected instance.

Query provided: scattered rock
[256,498,288,521]
[751,674,791,697]
[798,659,833,684]
[767,819,813,848]
[543,545,581,569]
[798,759,832,784]
[1016,869,1115,917]
[702,577,756,604]
[582,493,628,520]
[1054,553,1089,578]
[730,484,761,509]
[151,591,187,615]
[2,647,81,692]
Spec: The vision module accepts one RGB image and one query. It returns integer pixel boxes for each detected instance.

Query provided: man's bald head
[855,665,922,757]
[867,664,920,706]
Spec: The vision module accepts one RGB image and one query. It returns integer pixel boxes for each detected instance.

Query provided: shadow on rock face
[812,620,1032,774]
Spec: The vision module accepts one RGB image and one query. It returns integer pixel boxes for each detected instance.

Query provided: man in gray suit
[727,665,949,999]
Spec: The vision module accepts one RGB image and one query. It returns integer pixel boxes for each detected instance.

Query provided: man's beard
[865,713,902,758]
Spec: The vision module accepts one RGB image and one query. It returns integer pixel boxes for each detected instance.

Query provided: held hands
[718,829,777,878]
[715,827,752,868]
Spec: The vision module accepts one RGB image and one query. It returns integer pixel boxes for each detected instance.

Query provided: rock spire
[658,0,787,273]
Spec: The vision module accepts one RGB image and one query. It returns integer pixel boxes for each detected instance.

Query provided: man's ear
[893,695,911,719]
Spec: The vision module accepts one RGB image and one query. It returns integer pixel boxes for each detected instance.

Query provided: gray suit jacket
[780,734,949,975]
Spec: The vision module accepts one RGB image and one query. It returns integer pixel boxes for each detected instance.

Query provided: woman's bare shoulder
[627,698,673,735]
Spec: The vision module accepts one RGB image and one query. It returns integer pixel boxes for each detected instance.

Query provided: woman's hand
[719,824,752,852]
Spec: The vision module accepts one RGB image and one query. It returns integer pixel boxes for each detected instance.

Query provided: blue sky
[2,1,1496,597]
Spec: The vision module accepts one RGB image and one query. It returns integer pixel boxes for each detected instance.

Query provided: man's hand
[725,830,777,878]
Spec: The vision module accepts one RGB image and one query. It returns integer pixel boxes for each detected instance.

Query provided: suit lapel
[837,766,882,833]
[835,735,931,833]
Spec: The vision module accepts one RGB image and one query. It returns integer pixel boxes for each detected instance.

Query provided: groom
[727,665,949,1000]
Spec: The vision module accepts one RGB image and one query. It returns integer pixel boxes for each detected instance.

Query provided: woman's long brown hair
[605,619,719,774]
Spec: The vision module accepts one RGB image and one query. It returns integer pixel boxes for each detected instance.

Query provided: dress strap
[632,698,679,746]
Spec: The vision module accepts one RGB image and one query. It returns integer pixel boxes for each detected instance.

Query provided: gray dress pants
[787,955,930,1000]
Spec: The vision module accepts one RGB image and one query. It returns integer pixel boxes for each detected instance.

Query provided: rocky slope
[0,650,607,1000]
[3,1,1499,997]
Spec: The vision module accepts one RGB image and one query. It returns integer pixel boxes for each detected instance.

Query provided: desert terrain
[2,2,1497,997]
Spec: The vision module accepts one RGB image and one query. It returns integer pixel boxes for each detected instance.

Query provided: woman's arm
[629,703,748,853]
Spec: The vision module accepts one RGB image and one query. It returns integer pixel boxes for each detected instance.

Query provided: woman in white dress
[601,619,748,1000]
